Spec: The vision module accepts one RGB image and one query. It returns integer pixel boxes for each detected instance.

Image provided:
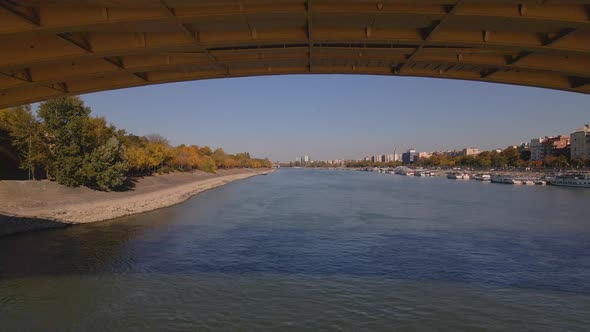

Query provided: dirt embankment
[0,168,274,237]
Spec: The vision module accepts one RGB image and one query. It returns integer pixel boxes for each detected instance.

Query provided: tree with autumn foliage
[1,97,273,188]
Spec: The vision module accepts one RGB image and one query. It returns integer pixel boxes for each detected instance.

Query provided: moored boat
[447,172,469,180]
[474,173,491,181]
[548,173,590,188]
[491,175,521,185]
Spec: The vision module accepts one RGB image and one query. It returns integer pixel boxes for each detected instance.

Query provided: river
[1,169,589,331]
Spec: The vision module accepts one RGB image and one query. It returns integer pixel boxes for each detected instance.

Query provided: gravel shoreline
[0,168,274,237]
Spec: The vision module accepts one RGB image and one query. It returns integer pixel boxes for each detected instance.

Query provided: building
[543,135,570,159]
[530,138,547,161]
[441,149,463,157]
[402,149,418,164]
[517,142,530,153]
[462,147,480,156]
[571,124,590,161]
[418,152,432,159]
[370,155,385,163]
[531,136,570,161]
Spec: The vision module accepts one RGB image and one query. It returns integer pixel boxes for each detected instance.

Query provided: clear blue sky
[79,75,589,162]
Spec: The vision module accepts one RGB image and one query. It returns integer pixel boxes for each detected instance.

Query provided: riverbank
[0,168,274,237]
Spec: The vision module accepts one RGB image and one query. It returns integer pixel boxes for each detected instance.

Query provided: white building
[462,147,480,156]
[418,152,432,159]
[530,138,547,161]
[571,125,590,161]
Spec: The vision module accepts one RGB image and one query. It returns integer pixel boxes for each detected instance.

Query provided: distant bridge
[0,0,589,108]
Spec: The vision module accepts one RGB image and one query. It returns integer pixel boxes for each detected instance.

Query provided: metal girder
[6,47,589,91]
[542,28,577,46]
[133,72,148,81]
[306,0,313,72]
[156,0,226,74]
[396,0,464,73]
[0,0,40,26]
[570,76,590,89]
[56,32,93,53]
[1,0,590,108]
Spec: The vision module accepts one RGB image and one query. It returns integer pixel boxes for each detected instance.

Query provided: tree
[476,152,492,168]
[197,156,217,173]
[82,137,130,191]
[571,158,587,169]
[501,147,520,168]
[491,154,508,168]
[37,97,93,186]
[543,155,558,168]
[531,160,543,168]
[198,146,212,156]
[555,155,569,168]
[2,105,48,179]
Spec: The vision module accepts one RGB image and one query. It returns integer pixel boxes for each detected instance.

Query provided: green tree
[492,154,508,168]
[572,157,587,168]
[501,147,520,167]
[197,156,217,173]
[82,137,130,191]
[2,105,48,179]
[38,97,93,186]
[555,155,569,168]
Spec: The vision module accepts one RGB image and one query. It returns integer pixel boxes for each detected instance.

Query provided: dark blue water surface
[1,169,590,331]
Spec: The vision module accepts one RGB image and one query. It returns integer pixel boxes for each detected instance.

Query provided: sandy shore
[0,168,273,237]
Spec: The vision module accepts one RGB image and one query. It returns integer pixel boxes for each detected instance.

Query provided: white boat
[535,180,547,186]
[549,174,590,188]
[474,173,491,181]
[522,180,535,186]
[394,167,415,176]
[447,172,469,180]
[415,170,433,177]
[491,175,521,185]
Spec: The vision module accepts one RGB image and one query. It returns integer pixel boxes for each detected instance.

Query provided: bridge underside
[0,0,589,108]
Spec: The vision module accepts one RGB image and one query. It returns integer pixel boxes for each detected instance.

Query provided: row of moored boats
[447,172,545,185]
[368,167,590,188]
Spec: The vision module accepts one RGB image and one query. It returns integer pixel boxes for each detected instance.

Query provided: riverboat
[394,167,414,176]
[473,173,491,181]
[491,175,522,185]
[548,174,590,188]
[447,172,469,180]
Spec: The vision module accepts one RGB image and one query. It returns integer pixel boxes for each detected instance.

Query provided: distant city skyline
[79,75,590,162]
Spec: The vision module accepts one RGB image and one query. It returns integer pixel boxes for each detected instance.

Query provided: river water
[1,169,589,331]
